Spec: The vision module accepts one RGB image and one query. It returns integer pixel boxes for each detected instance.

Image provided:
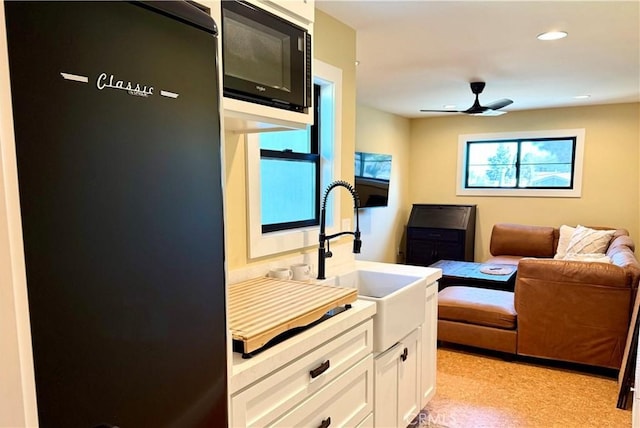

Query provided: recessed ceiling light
[574,94,591,99]
[355,60,360,66]
[537,31,568,41]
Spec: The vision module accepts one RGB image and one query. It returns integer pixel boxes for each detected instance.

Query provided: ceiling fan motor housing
[470,81,486,94]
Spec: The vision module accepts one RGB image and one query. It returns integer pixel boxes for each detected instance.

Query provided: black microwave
[221,0,312,113]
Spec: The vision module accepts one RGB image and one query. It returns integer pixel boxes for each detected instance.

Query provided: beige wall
[408,102,640,261]
[355,105,410,263]
[223,10,357,269]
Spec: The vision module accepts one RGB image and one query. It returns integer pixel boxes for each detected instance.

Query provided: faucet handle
[353,236,362,254]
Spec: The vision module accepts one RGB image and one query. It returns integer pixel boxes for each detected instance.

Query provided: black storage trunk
[405,204,476,266]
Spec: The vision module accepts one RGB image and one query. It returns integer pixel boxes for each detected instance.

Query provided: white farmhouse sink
[332,269,426,353]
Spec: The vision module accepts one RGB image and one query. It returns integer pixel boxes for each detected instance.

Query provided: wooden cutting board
[228,277,357,354]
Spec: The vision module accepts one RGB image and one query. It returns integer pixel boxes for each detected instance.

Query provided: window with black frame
[465,137,577,189]
[259,84,321,233]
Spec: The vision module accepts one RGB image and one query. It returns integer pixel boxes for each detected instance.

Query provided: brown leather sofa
[438,223,640,369]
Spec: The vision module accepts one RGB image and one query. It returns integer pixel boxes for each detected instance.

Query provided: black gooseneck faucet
[317,180,361,280]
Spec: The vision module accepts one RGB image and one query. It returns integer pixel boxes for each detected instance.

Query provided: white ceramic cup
[291,263,312,281]
[268,267,292,280]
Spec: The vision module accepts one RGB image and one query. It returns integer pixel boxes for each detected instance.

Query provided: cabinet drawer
[272,355,373,427]
[231,319,373,427]
[408,227,461,242]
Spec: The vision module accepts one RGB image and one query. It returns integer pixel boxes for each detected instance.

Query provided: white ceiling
[315,0,640,118]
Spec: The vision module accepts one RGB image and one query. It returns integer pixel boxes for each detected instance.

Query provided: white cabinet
[227,271,440,428]
[373,328,422,428]
[229,300,376,427]
[371,280,438,428]
[420,282,438,406]
[263,0,315,24]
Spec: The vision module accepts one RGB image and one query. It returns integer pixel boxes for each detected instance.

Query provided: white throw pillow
[554,224,576,259]
[564,225,615,255]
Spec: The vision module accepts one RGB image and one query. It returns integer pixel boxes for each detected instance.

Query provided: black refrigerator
[4,1,227,426]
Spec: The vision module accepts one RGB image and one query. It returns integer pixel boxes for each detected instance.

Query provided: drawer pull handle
[310,360,330,379]
[318,417,331,428]
[400,347,408,362]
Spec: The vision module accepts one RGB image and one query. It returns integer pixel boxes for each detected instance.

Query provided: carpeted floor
[415,346,632,428]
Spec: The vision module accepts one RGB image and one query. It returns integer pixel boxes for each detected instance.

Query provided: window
[246,60,343,258]
[260,85,320,233]
[466,138,576,189]
[457,129,585,197]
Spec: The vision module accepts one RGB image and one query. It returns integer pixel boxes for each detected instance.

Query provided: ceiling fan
[420,81,513,116]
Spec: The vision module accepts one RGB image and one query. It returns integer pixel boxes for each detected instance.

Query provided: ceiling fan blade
[484,98,513,110]
[471,109,507,116]
[419,109,461,113]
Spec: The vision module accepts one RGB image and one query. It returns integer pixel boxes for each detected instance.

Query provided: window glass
[260,158,316,226]
[519,139,574,188]
[466,142,517,188]
[259,128,310,153]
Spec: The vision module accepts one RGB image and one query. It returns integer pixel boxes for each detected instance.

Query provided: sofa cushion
[554,224,576,259]
[438,286,516,330]
[565,225,615,255]
[490,223,555,258]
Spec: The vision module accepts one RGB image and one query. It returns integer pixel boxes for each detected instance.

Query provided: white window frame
[456,128,585,198]
[246,59,342,258]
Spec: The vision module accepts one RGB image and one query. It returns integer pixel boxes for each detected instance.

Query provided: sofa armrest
[514,258,632,369]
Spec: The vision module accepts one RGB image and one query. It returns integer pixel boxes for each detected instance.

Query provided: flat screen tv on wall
[354,151,392,208]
